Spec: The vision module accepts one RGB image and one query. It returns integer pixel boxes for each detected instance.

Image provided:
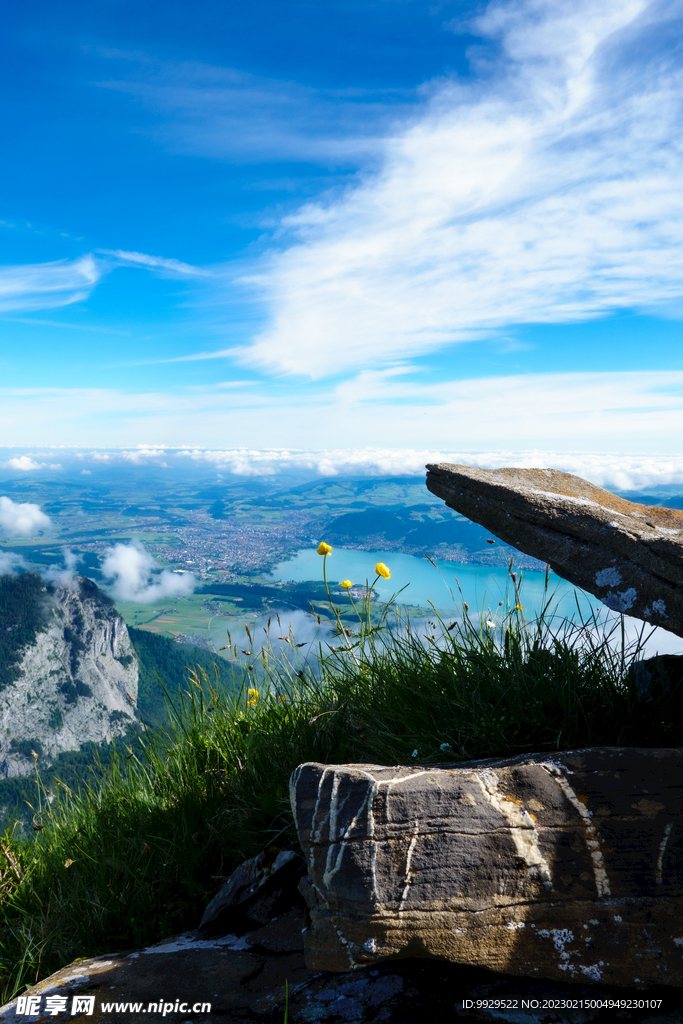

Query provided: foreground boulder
[425,463,683,637]
[291,748,683,988]
[7,930,683,1024]
[4,840,683,1022]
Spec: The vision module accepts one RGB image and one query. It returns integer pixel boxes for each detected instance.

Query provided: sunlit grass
[1,554,680,1002]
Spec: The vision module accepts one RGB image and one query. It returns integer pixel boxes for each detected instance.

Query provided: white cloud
[0,496,51,537]
[42,548,81,588]
[228,609,334,660]
[5,455,41,471]
[101,539,196,604]
[6,441,683,491]
[172,444,683,491]
[3,455,61,471]
[0,550,26,575]
[616,614,683,658]
[98,249,209,277]
[0,316,130,336]
[236,0,683,376]
[120,447,170,464]
[0,257,100,313]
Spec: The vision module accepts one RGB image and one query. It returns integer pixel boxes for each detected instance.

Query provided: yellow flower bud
[340,580,352,589]
[316,542,332,555]
[247,687,259,705]
[375,562,391,579]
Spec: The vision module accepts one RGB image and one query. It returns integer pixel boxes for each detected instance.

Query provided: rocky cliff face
[0,574,138,779]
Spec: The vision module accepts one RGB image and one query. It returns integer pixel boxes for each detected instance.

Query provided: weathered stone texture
[425,463,683,636]
[291,749,683,988]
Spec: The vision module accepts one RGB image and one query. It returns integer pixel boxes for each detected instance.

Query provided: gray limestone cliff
[0,573,138,779]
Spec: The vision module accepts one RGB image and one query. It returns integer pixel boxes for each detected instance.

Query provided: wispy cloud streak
[0,257,100,313]
[96,52,410,165]
[98,249,209,277]
[239,0,683,375]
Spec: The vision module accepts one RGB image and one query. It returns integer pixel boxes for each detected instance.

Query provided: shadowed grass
[1,574,681,1001]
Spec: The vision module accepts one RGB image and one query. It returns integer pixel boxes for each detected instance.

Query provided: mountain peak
[0,573,138,779]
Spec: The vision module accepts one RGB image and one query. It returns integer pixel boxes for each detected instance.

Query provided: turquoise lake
[267,547,603,623]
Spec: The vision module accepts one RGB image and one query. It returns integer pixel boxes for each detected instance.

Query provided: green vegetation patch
[48,708,64,731]
[9,738,44,762]
[0,573,53,690]
[129,626,238,727]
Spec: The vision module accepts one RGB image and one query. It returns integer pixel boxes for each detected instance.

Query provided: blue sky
[2,0,683,456]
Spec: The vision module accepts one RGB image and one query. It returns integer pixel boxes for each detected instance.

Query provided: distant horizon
[2,445,683,493]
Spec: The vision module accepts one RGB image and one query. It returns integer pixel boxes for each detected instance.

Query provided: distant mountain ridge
[320,506,546,566]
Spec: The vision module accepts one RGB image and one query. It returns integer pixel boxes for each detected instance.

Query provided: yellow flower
[247,687,259,705]
[514,604,524,611]
[375,562,391,579]
[317,541,332,555]
[340,580,353,589]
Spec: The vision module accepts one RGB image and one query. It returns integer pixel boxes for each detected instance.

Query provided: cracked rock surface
[291,748,683,988]
[425,463,683,636]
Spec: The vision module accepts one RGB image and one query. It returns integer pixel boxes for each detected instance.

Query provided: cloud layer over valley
[101,540,196,604]
[0,495,51,537]
[4,446,683,493]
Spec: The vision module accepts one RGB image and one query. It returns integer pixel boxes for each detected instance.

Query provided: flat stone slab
[291,748,683,988]
[425,463,683,636]
[5,921,683,1023]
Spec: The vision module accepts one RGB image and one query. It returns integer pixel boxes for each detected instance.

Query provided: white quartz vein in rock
[544,766,611,897]
[477,770,553,890]
[314,768,432,900]
[656,822,673,886]
[399,821,420,913]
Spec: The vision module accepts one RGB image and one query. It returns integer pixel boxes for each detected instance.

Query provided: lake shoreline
[266,546,601,620]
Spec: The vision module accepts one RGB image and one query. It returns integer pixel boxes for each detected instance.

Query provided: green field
[115,593,258,658]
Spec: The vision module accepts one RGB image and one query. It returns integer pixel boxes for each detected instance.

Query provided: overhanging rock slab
[291,749,683,987]
[425,463,683,637]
